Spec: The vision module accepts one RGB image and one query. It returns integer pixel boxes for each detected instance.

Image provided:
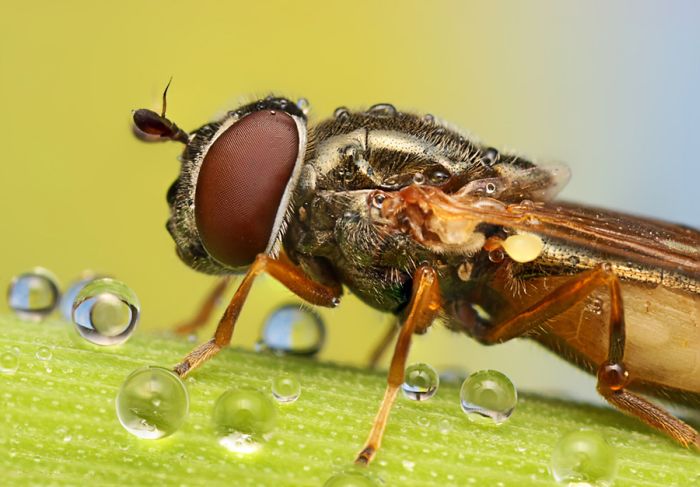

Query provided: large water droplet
[550,429,617,485]
[260,305,325,356]
[402,363,439,401]
[460,369,517,424]
[324,471,377,487]
[367,103,397,117]
[71,278,140,346]
[60,272,102,321]
[116,366,189,439]
[213,389,277,453]
[0,348,20,375]
[7,267,60,321]
[271,375,301,403]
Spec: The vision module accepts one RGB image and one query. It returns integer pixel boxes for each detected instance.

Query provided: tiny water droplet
[457,262,473,281]
[428,169,450,184]
[460,370,517,424]
[213,389,277,453]
[488,248,505,263]
[334,107,350,121]
[260,305,325,356]
[412,173,426,185]
[481,148,499,167]
[324,471,377,487]
[590,297,604,316]
[401,363,439,401]
[116,366,189,439]
[370,192,386,209]
[72,278,140,346]
[296,98,310,115]
[271,375,301,403]
[7,267,60,321]
[0,348,20,375]
[423,114,435,123]
[35,346,52,361]
[367,103,397,117]
[438,418,452,434]
[550,429,616,485]
[485,182,497,194]
[382,175,400,188]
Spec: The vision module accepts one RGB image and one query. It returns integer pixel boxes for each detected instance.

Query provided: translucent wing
[375,184,700,277]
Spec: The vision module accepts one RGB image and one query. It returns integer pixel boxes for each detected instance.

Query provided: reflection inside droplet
[260,305,325,356]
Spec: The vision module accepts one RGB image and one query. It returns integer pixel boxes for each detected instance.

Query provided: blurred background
[1,1,698,405]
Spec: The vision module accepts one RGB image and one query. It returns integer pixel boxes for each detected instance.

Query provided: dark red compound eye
[194,110,300,268]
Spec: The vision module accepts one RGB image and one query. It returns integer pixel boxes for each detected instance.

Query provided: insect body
[133,92,700,464]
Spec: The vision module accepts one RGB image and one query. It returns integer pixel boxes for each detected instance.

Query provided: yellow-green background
[1,1,698,404]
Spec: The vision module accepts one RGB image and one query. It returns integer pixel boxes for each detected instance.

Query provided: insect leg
[366,318,399,369]
[475,265,699,449]
[172,277,232,335]
[355,266,442,465]
[173,254,341,377]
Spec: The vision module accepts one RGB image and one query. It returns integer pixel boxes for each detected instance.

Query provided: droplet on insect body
[116,366,189,440]
[213,389,277,453]
[296,98,310,115]
[7,267,60,321]
[460,370,517,424]
[501,233,545,263]
[367,103,397,117]
[271,375,301,403]
[334,107,350,122]
[402,363,439,401]
[324,471,377,487]
[550,429,616,486]
[260,305,325,356]
[0,348,20,375]
[71,278,140,346]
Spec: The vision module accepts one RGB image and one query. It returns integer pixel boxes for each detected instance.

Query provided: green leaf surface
[0,315,698,486]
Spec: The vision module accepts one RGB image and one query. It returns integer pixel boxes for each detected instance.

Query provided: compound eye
[195,110,300,268]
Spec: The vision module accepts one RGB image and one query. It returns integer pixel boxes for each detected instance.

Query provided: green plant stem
[0,315,698,486]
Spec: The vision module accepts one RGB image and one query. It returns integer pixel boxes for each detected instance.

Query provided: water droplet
[423,114,435,123]
[367,103,397,117]
[481,148,499,166]
[271,375,301,403]
[501,234,545,263]
[428,169,450,185]
[116,366,189,439]
[71,278,140,346]
[485,182,497,194]
[590,297,604,316]
[324,471,376,487]
[488,248,505,263]
[213,389,277,453]
[260,305,325,356]
[412,173,426,185]
[382,175,400,188]
[402,363,439,401]
[550,429,616,485]
[460,369,517,424]
[438,418,452,434]
[35,346,52,361]
[296,98,310,115]
[0,348,20,375]
[334,107,350,122]
[60,273,103,321]
[370,192,386,209]
[7,267,60,321]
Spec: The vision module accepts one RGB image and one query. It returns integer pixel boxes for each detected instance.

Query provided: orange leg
[173,277,231,335]
[173,254,341,377]
[477,265,699,449]
[355,265,442,465]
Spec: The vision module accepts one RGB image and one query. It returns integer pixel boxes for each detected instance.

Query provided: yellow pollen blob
[501,233,544,263]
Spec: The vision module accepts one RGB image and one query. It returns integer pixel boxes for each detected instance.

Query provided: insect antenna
[132,78,190,144]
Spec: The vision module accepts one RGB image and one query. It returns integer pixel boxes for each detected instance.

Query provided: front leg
[173,254,341,377]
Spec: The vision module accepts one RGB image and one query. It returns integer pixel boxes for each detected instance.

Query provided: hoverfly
[132,86,699,465]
